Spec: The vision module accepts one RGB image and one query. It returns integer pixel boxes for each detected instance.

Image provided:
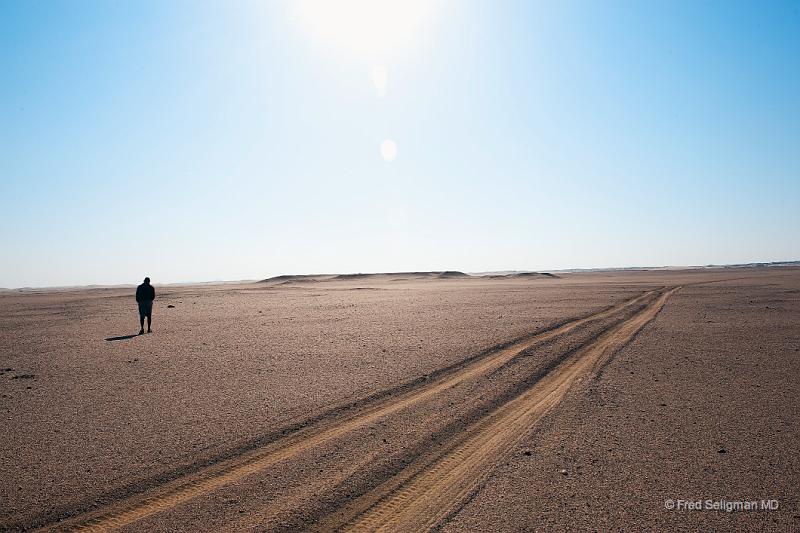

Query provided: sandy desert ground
[1,268,798,531]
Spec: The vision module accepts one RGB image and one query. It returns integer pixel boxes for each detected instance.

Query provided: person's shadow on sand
[105,334,139,342]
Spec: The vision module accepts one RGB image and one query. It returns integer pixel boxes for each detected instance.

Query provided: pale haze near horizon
[1,0,799,288]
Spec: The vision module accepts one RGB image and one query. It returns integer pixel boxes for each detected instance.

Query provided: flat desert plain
[1,268,798,532]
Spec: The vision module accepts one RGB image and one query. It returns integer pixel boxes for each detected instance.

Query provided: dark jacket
[136,283,155,303]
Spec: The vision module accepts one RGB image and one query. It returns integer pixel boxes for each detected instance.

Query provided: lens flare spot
[380,139,397,162]
[372,65,388,96]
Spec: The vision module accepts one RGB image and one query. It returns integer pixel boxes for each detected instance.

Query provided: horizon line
[3,259,798,292]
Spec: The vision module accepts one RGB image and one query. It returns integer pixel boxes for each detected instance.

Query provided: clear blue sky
[2,0,798,287]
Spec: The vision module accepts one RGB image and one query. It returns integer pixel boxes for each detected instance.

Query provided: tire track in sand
[329,287,680,532]
[38,290,661,533]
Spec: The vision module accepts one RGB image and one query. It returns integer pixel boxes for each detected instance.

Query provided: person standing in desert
[135,277,155,335]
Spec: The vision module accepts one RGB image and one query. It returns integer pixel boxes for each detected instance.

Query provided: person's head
[144,277,151,284]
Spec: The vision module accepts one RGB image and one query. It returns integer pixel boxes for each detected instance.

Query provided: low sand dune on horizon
[1,268,799,531]
[257,270,558,286]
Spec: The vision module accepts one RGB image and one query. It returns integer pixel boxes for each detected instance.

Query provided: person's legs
[139,305,145,335]
[146,301,152,333]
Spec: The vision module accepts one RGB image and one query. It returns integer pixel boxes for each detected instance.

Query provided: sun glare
[293,0,438,55]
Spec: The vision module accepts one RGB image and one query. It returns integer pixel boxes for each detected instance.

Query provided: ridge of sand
[483,272,559,280]
[257,271,564,284]
[259,271,471,284]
